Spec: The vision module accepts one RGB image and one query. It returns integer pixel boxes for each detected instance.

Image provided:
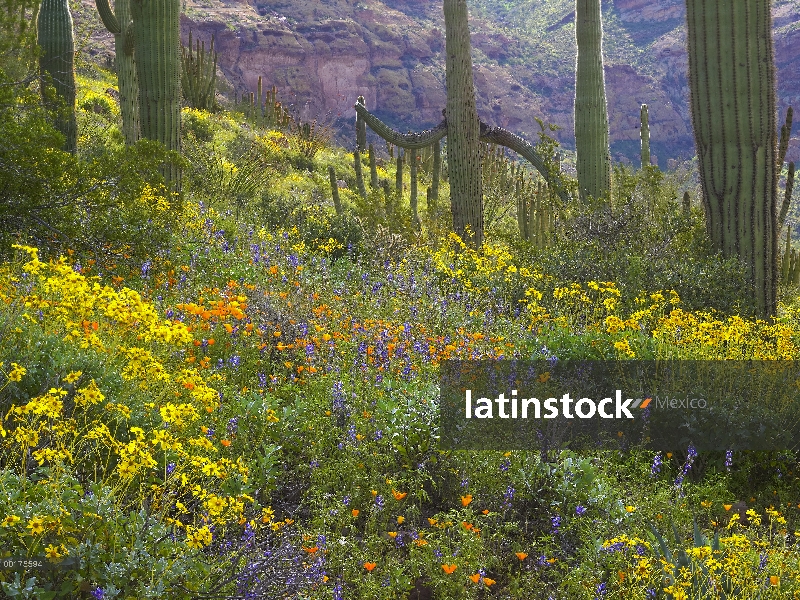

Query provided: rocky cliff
[75,0,799,167]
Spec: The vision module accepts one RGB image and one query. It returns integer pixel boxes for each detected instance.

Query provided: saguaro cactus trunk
[574,0,611,202]
[686,0,778,316]
[131,0,181,187]
[38,0,77,153]
[443,0,483,248]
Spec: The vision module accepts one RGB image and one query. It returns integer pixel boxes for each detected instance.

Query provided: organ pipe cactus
[181,31,217,111]
[131,0,182,187]
[95,0,139,145]
[38,0,77,153]
[574,0,611,201]
[640,104,650,167]
[686,0,779,316]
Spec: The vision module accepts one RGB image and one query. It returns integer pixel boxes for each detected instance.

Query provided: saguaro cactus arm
[354,100,447,149]
[479,123,571,204]
[94,0,121,33]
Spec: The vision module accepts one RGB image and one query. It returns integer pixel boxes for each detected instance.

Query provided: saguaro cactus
[640,104,651,168]
[686,0,779,316]
[131,0,181,186]
[777,107,795,229]
[574,0,611,201]
[95,0,139,145]
[444,0,483,247]
[38,0,77,153]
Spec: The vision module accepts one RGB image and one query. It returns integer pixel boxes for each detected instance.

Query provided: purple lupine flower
[333,582,344,600]
[227,417,239,436]
[594,582,607,599]
[575,505,587,516]
[206,428,215,438]
[759,552,767,572]
[645,589,656,600]
[551,515,561,532]
[374,430,383,441]
[499,458,511,472]
[725,449,733,471]
[91,588,105,600]
[342,495,350,506]
[374,495,384,509]
[651,452,662,476]
[166,462,176,475]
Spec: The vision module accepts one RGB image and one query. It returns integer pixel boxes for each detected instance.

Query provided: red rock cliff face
[75,0,799,164]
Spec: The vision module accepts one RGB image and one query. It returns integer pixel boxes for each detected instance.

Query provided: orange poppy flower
[484,578,496,586]
[302,546,318,554]
[461,494,473,507]
[482,509,489,515]
[724,504,733,511]
[441,564,457,574]
[392,490,407,501]
[462,521,473,531]
[387,532,397,538]
[469,574,481,583]
[770,575,780,586]
[515,552,528,561]
[352,509,360,517]
[427,518,437,526]
[364,562,376,572]
[220,439,231,447]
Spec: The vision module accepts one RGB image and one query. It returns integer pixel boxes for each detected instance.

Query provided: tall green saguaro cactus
[574,0,611,202]
[444,0,483,247]
[95,0,139,145]
[38,0,77,153]
[131,0,181,187]
[686,0,779,316]
[640,104,651,167]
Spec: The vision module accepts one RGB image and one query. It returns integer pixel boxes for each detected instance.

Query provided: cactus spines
[444,0,483,247]
[328,166,342,216]
[683,191,691,216]
[640,104,651,168]
[181,31,217,111]
[95,0,139,145]
[574,0,611,202]
[356,95,367,152]
[368,142,378,188]
[354,150,367,199]
[132,0,182,187]
[38,0,77,153]
[686,0,779,316]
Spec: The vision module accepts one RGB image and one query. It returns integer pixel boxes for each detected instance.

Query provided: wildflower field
[3,66,800,600]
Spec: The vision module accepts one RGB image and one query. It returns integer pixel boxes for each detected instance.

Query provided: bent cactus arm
[479,123,571,203]
[354,100,447,149]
